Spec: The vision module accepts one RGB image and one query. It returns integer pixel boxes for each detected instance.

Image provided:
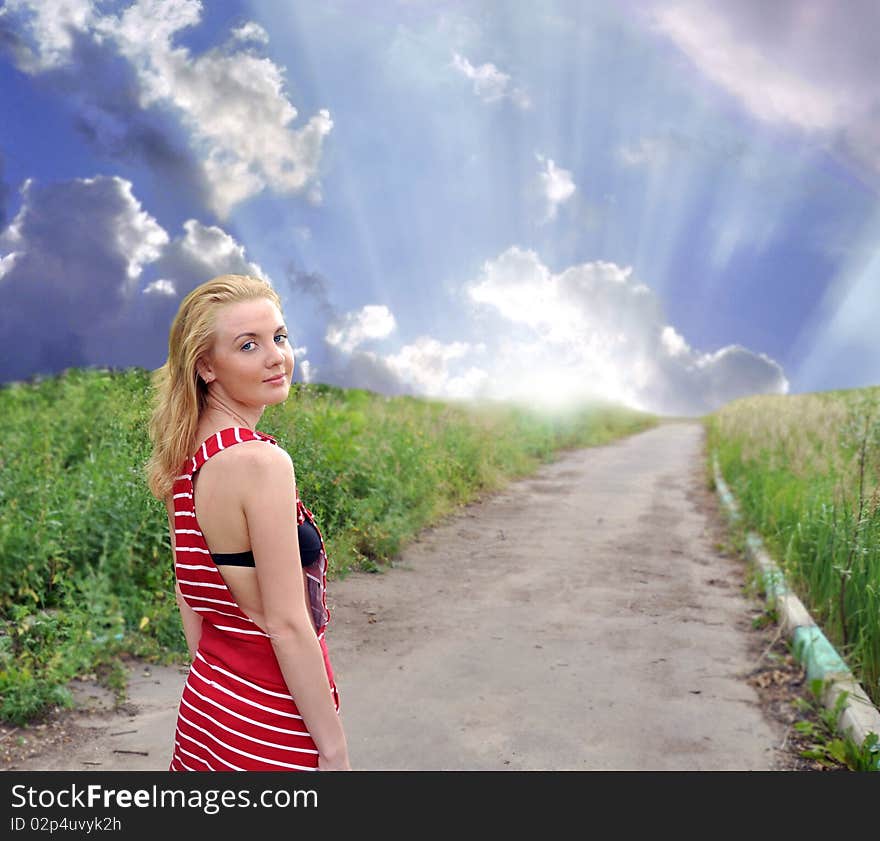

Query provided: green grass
[0,366,657,725]
[707,386,880,709]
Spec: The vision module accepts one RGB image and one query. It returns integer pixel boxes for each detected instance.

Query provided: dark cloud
[0,175,276,383]
[1,22,210,211]
[84,218,270,374]
[154,220,265,296]
[637,342,789,416]
[281,264,412,394]
[0,175,166,382]
[312,349,410,397]
[285,264,338,322]
[0,8,38,71]
[42,29,212,208]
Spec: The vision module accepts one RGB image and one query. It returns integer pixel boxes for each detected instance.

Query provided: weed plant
[707,386,880,708]
[0,366,656,724]
[794,679,880,771]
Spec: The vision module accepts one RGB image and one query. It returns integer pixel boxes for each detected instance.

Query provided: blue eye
[240,334,287,352]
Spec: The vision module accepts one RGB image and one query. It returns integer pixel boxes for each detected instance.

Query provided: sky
[1,0,878,417]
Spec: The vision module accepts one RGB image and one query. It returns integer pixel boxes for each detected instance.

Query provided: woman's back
[188,431,282,631]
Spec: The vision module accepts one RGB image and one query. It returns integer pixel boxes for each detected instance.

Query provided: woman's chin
[264,385,292,405]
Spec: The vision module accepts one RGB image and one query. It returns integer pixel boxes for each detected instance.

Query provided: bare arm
[242,446,350,771]
[166,499,203,660]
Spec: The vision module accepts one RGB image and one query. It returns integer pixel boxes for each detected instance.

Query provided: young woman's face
[200,298,294,409]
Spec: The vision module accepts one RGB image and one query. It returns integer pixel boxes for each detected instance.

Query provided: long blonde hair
[145,274,283,501]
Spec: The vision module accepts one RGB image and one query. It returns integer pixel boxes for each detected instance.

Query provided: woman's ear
[196,357,215,384]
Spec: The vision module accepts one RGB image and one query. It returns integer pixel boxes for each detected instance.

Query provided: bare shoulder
[211,438,294,486]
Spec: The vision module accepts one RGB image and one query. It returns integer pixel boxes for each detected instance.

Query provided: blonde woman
[146,274,350,771]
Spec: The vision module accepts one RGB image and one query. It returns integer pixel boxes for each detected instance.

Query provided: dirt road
[4,420,791,770]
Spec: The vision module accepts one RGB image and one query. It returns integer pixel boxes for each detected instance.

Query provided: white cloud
[315,300,487,401]
[451,52,531,109]
[536,154,576,222]
[0,0,95,71]
[90,176,169,279]
[461,246,787,414]
[660,325,689,357]
[0,252,20,280]
[650,2,842,132]
[291,343,311,383]
[147,217,269,300]
[101,0,332,217]
[171,219,266,280]
[231,21,269,46]
[384,336,479,396]
[313,246,786,414]
[4,0,332,217]
[325,304,397,354]
[642,0,880,178]
[143,278,175,296]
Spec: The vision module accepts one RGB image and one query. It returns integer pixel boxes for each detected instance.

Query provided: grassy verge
[0,366,657,725]
[706,386,880,710]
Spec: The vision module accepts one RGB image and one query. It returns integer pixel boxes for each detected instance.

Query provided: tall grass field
[707,386,880,709]
[0,366,657,725]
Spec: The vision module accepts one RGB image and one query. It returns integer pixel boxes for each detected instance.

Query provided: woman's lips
[264,373,286,384]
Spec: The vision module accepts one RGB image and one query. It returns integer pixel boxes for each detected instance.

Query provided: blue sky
[1,0,878,416]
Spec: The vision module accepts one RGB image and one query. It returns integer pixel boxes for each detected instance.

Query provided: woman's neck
[201,395,262,433]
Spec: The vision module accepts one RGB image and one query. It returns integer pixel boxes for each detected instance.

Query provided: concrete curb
[712,454,880,756]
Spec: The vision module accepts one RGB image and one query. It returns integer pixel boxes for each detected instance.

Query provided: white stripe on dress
[175,727,241,771]
[213,624,269,636]
[179,694,316,757]
[194,652,298,701]
[178,593,239,608]
[176,710,316,770]
[184,680,310,736]
[189,662,302,719]
[177,580,228,590]
[172,748,198,772]
[192,606,251,621]
[180,686,311,741]
[180,698,318,765]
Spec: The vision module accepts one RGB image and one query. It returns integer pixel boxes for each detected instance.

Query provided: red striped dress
[168,426,339,772]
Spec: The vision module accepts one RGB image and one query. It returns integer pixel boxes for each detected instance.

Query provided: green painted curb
[792,625,851,683]
[745,533,788,602]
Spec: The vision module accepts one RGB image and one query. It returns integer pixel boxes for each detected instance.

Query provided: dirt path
[3,420,798,770]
